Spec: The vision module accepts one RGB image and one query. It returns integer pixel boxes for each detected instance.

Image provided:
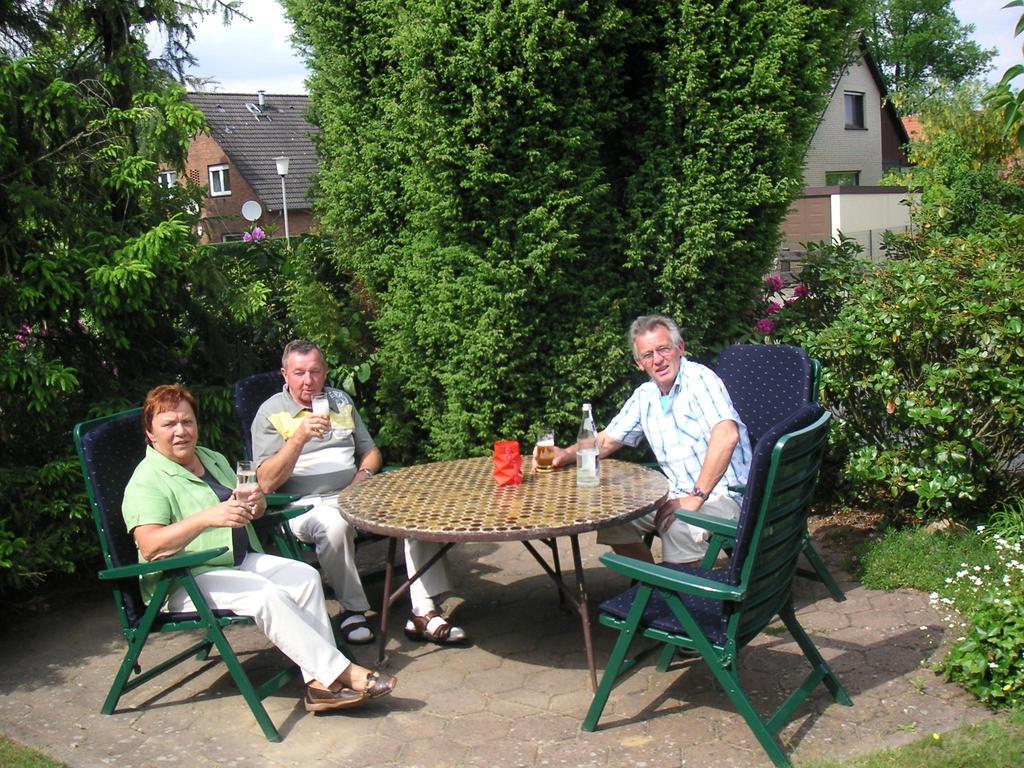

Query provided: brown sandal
[404,610,468,645]
[362,669,397,699]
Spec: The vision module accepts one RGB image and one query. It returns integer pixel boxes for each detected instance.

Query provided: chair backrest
[715,344,815,446]
[725,403,831,645]
[232,371,283,460]
[73,409,149,627]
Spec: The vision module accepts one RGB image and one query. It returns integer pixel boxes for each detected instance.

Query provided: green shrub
[0,461,95,603]
[939,530,1024,709]
[780,225,1024,521]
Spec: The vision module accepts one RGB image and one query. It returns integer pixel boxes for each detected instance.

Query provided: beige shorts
[596,495,741,564]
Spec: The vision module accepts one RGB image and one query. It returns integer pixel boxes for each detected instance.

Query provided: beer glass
[235,460,257,509]
[311,393,330,439]
[535,428,555,474]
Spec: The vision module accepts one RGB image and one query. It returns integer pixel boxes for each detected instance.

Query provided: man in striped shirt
[253,340,467,646]
[550,315,751,565]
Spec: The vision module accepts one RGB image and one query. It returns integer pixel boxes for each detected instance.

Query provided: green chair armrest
[728,483,746,494]
[265,492,301,507]
[675,510,739,538]
[599,553,745,601]
[99,547,229,581]
[260,504,312,525]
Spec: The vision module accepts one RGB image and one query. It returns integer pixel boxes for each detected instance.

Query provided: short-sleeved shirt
[251,385,376,496]
[604,359,752,501]
[122,445,261,604]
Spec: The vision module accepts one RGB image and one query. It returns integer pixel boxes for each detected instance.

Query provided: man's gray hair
[628,314,684,359]
[281,339,326,369]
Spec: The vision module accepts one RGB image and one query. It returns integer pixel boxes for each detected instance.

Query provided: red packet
[492,440,523,486]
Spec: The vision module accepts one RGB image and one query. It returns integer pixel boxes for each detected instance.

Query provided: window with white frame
[844,92,865,130]
[208,164,231,196]
[157,170,177,188]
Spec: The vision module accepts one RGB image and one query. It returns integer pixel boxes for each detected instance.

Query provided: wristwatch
[359,468,374,478]
[689,486,709,501]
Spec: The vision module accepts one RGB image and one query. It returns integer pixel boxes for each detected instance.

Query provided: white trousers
[293,492,453,612]
[166,552,349,686]
[596,495,741,564]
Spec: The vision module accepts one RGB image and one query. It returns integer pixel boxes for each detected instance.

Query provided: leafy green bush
[0,461,95,603]
[938,530,1024,709]
[778,224,1024,521]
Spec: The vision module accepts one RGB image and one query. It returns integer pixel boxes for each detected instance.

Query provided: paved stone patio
[0,534,992,767]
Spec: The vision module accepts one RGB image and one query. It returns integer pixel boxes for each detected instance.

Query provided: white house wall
[831,191,920,260]
[802,57,884,186]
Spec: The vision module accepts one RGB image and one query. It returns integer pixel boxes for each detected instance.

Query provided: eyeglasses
[638,345,677,365]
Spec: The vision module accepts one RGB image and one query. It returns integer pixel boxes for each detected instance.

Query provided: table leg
[375,539,456,664]
[570,535,598,692]
[377,537,398,664]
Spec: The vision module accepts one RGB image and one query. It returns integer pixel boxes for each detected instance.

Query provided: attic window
[209,164,231,197]
[844,92,865,130]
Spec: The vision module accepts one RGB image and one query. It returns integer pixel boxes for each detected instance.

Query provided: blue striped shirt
[605,359,751,501]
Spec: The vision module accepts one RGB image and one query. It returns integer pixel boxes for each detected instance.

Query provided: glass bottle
[576,403,600,487]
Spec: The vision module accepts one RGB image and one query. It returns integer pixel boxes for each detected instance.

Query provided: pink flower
[242,231,253,243]
[250,226,266,242]
[755,318,776,335]
[764,301,782,315]
[793,283,810,298]
[763,275,784,293]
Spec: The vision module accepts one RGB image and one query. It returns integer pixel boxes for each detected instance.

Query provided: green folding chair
[73,408,322,742]
[583,404,851,767]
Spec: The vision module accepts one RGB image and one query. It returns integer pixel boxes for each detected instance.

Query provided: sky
[157,0,1023,95]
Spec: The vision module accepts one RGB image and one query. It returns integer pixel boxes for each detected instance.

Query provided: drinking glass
[535,428,555,474]
[311,393,330,439]
[235,460,257,508]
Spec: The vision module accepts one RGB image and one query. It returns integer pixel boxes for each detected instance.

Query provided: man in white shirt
[550,315,751,565]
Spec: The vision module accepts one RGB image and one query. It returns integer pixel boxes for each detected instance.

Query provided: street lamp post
[275,156,290,248]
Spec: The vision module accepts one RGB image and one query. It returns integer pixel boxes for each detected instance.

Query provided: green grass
[856,527,1000,603]
[805,710,1024,767]
[0,737,64,768]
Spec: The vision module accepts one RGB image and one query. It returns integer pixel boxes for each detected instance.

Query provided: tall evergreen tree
[284,0,857,461]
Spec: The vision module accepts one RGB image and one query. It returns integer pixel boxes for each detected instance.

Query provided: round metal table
[336,457,668,689]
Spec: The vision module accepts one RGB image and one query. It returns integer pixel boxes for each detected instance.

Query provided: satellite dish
[241,200,263,222]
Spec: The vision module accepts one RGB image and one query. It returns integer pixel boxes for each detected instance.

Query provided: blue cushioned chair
[714,343,845,601]
[582,404,851,768]
[73,409,316,742]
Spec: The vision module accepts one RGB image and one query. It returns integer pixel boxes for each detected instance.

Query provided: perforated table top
[336,457,669,543]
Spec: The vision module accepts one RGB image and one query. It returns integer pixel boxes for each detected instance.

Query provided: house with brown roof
[166,91,318,244]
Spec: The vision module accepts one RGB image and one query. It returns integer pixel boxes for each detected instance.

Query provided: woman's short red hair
[142,384,198,433]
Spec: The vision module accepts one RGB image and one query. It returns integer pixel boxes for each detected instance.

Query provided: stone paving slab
[0,534,993,767]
